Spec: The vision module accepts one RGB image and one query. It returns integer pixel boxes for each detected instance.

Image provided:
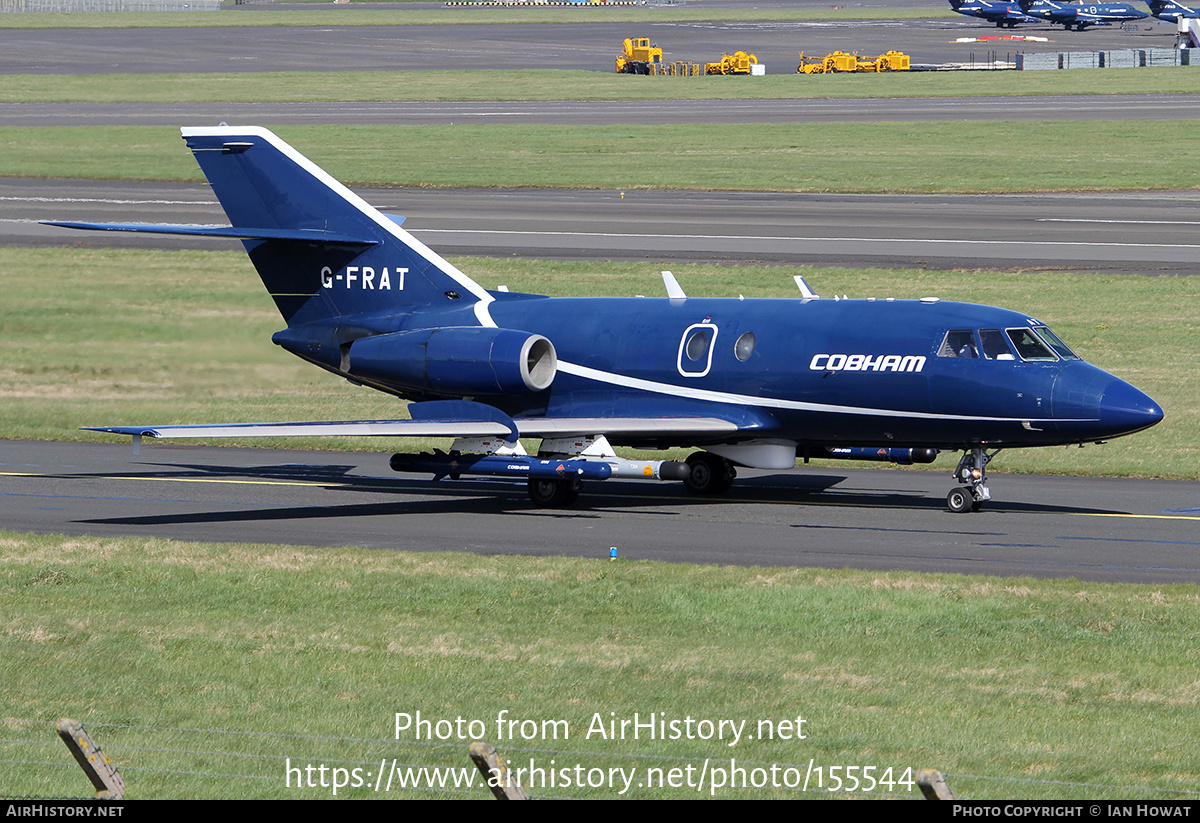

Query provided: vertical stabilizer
[180,127,492,327]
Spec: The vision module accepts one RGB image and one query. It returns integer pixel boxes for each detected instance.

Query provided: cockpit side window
[979,329,1015,360]
[1006,328,1057,361]
[938,330,978,358]
[1033,326,1079,360]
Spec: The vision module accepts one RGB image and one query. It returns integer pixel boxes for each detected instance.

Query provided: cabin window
[686,329,710,361]
[734,332,756,362]
[1033,326,1079,360]
[938,330,978,358]
[979,329,1015,360]
[1006,328,1057,361]
[677,323,717,377]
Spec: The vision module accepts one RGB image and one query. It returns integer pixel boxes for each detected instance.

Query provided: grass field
[5,121,1200,192]
[1,248,1192,479]
[3,532,1199,799]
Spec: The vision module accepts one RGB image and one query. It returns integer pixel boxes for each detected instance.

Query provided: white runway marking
[413,228,1200,250]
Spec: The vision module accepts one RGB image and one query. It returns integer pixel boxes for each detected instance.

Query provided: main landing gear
[527,478,582,508]
[946,447,998,513]
[682,452,737,496]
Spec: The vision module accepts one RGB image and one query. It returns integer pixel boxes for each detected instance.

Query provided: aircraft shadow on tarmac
[73,461,1125,527]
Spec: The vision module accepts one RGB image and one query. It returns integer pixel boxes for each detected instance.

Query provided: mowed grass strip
[0,248,1193,479]
[6,67,1198,103]
[4,122,1200,192]
[2,532,1198,799]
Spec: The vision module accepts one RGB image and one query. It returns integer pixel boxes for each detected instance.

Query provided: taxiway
[2,440,1197,584]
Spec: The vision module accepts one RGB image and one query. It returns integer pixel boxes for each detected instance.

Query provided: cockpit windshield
[1006,328,1057,361]
[1032,326,1079,360]
[939,326,1079,363]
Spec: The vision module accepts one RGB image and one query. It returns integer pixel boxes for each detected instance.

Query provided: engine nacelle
[348,326,557,396]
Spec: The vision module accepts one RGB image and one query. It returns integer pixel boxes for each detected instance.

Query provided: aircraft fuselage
[1020,0,1149,26]
[950,0,1040,25]
[273,293,1161,454]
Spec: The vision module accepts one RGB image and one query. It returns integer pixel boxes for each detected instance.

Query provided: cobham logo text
[809,354,926,373]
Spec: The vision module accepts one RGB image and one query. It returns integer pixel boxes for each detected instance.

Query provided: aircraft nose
[1098,378,1163,437]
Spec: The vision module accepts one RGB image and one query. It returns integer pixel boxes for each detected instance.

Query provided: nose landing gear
[947,447,998,513]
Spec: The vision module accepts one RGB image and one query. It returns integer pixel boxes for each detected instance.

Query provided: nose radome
[1098,379,1164,438]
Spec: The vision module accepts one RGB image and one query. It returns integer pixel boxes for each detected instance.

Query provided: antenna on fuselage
[794,276,819,299]
[662,271,687,300]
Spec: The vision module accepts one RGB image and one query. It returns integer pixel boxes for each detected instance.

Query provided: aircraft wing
[84,417,741,440]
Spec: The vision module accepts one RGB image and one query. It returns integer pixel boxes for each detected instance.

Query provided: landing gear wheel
[946,487,972,514]
[527,478,581,508]
[683,452,736,496]
[948,446,997,513]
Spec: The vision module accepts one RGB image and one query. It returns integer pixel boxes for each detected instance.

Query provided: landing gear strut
[946,447,998,513]
[683,452,737,495]
[528,478,582,508]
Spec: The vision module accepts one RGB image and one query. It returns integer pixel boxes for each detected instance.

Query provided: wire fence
[1017,48,1197,69]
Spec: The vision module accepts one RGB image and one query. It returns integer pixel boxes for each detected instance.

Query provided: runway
[0,17,1179,75]
[7,178,1200,273]
[3,440,1197,584]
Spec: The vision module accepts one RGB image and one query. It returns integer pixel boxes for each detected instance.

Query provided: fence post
[56,719,125,800]
[916,768,956,800]
[469,740,529,800]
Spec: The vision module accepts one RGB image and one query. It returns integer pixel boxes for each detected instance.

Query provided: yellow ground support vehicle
[615,37,664,74]
[797,50,910,74]
[797,51,858,74]
[704,50,759,75]
[874,50,911,71]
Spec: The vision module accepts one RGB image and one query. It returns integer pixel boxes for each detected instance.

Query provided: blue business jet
[50,127,1163,513]
[948,0,1041,27]
[1019,0,1149,28]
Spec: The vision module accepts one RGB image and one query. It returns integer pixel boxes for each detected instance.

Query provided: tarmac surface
[0,15,1181,75]
[4,440,1198,584]
[7,178,1200,274]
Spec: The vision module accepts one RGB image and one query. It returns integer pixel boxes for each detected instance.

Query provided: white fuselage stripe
[556,361,1087,424]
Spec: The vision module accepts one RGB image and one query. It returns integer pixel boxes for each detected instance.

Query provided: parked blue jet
[1019,0,1149,28]
[1145,0,1200,19]
[948,0,1041,27]
[49,127,1164,513]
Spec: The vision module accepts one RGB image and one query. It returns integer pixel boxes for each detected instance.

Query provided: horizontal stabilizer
[44,221,379,247]
[84,416,740,441]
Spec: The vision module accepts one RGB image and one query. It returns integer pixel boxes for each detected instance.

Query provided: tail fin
[1146,0,1190,15]
[181,126,491,326]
